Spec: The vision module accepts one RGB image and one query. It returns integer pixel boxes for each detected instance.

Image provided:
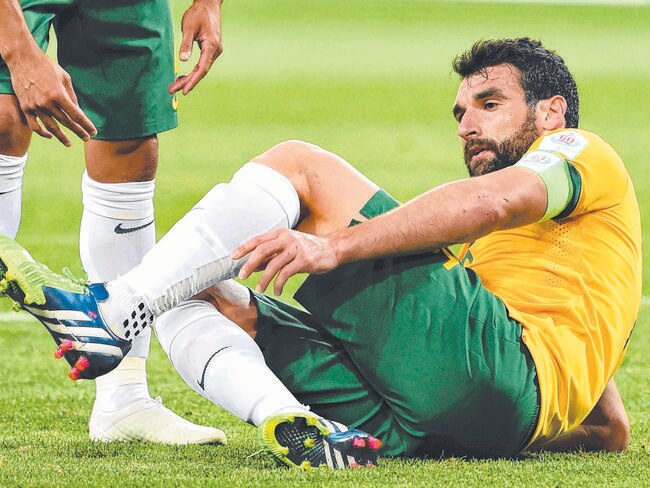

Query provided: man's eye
[484,102,498,110]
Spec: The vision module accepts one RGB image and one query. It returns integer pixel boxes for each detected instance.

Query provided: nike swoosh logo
[197,346,232,390]
[114,220,154,235]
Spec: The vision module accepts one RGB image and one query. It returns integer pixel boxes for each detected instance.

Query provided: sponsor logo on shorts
[172,94,179,111]
[538,131,589,160]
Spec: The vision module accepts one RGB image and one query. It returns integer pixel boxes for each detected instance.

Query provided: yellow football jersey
[464,129,642,449]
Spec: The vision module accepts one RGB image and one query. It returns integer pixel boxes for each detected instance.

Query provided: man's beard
[463,110,539,177]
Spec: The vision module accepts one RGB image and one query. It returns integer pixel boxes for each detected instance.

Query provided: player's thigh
[54,0,177,140]
[0,0,70,155]
[252,140,381,235]
[0,95,31,155]
[84,137,159,183]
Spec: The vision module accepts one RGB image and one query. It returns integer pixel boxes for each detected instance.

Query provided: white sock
[0,153,27,238]
[100,163,300,339]
[80,172,156,409]
[93,357,149,412]
[155,294,306,426]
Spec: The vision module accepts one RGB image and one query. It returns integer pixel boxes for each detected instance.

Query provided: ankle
[94,357,151,412]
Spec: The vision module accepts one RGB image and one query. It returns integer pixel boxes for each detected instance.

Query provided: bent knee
[253,140,325,175]
[252,139,342,198]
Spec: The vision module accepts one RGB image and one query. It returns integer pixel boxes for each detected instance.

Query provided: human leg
[82,138,225,444]
[534,379,628,452]
[103,140,378,321]
[154,280,383,468]
[0,95,30,238]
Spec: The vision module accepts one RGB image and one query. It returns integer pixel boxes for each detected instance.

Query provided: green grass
[1,0,649,485]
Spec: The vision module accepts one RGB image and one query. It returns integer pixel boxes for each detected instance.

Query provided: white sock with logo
[0,153,27,238]
[99,162,300,339]
[155,292,307,426]
[80,171,156,411]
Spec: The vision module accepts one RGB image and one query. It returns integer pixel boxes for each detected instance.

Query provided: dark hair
[452,38,579,128]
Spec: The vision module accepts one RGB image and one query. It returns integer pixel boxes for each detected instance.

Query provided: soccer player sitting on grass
[0,38,640,468]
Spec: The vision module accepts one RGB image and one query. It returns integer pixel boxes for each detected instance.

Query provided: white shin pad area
[155,297,304,426]
[119,162,301,318]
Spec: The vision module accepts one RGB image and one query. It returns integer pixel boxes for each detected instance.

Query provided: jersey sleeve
[527,130,629,219]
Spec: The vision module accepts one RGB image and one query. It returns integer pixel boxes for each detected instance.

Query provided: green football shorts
[252,189,540,458]
[0,0,177,140]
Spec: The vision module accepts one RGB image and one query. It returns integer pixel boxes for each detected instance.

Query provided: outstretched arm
[0,0,96,145]
[535,379,630,452]
[234,165,547,294]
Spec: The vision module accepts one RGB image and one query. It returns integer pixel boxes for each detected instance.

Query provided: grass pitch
[1,0,649,485]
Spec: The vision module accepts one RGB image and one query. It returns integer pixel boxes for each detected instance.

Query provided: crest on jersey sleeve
[516,150,565,172]
[538,131,589,160]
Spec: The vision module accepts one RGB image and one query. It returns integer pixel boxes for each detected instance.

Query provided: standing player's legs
[0,96,30,238]
[53,0,225,444]
[0,2,58,239]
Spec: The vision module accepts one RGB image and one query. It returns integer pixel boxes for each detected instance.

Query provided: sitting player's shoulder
[533,128,626,174]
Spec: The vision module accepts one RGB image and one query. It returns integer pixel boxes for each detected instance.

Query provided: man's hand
[169,0,224,96]
[233,229,341,296]
[9,49,97,146]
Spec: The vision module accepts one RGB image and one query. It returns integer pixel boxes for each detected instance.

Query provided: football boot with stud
[258,411,382,470]
[0,235,131,380]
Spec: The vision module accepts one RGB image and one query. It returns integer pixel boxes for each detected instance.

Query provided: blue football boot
[0,235,131,380]
[258,412,382,469]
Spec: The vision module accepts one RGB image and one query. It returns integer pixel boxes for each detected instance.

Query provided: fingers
[256,249,297,295]
[235,231,283,280]
[179,28,194,62]
[38,111,72,147]
[24,101,95,146]
[60,76,97,138]
[234,230,304,295]
[24,111,53,141]
[21,87,96,145]
[179,42,220,95]
[168,74,189,95]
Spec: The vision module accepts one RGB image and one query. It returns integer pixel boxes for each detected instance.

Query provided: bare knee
[0,96,31,155]
[84,136,159,182]
[253,140,327,184]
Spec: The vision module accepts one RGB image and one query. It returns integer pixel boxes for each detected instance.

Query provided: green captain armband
[515,150,578,221]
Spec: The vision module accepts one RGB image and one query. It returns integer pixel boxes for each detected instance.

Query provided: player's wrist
[2,38,43,69]
[328,229,356,267]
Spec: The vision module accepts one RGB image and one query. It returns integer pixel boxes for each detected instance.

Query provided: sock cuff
[0,153,27,193]
[231,162,301,228]
[82,171,155,220]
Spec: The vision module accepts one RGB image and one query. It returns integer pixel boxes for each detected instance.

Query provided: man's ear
[537,95,567,131]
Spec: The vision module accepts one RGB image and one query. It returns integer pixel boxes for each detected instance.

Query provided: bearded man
[0,38,640,468]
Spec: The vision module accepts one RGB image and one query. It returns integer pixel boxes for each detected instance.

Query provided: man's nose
[458,110,481,140]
